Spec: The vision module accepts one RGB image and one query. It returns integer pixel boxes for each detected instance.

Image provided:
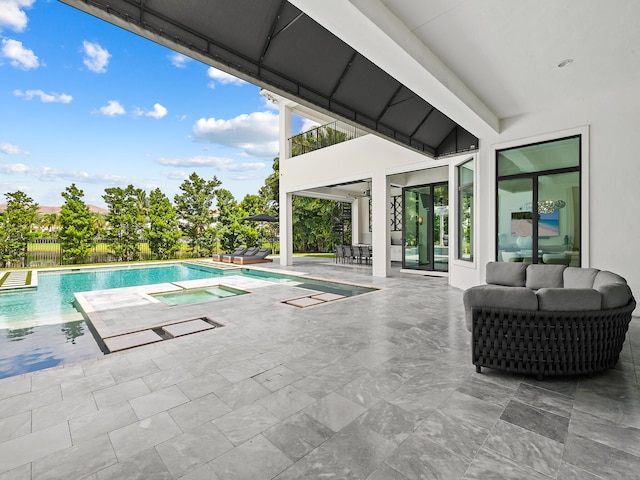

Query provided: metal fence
[25,237,194,267]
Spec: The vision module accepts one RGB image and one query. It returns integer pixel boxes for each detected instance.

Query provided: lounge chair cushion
[536,288,601,311]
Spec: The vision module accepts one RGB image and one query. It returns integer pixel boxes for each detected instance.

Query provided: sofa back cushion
[594,271,632,309]
[526,264,566,290]
[463,285,538,330]
[486,262,527,287]
[537,288,601,311]
[563,267,599,289]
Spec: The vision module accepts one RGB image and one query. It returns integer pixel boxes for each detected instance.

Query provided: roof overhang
[60,0,487,158]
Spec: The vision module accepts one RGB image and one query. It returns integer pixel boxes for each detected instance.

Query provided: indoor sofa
[463,262,635,379]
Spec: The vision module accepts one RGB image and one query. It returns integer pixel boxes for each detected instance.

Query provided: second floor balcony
[289,121,368,158]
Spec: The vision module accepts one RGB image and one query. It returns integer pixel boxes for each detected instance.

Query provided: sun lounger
[232,248,273,264]
[222,247,259,263]
[212,247,247,262]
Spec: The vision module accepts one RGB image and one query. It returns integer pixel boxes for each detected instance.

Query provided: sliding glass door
[403,183,448,271]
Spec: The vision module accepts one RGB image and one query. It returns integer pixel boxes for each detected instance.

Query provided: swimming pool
[0,263,228,330]
[0,262,376,378]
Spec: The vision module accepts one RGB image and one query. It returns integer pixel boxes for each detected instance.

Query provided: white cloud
[161,170,190,180]
[144,103,168,119]
[1,38,38,69]
[206,66,247,88]
[96,100,125,116]
[0,142,28,155]
[192,110,279,157]
[0,162,30,173]
[82,40,111,73]
[0,0,34,32]
[169,52,191,68]
[0,161,128,183]
[157,155,265,172]
[299,118,320,133]
[14,89,73,103]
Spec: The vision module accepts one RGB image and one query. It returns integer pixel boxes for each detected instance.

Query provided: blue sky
[0,0,310,208]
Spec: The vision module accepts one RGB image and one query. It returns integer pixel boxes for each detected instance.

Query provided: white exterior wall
[452,84,640,309]
[280,134,449,276]
[280,83,640,308]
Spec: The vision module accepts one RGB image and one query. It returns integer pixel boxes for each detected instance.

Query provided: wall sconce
[417,216,423,224]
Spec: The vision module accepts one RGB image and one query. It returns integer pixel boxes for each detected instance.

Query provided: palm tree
[42,213,59,234]
[92,213,107,238]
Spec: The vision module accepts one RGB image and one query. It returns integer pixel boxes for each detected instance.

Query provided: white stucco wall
[281,84,640,310]
[280,134,433,191]
[452,84,640,310]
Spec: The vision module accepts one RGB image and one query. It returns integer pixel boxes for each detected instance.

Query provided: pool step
[0,270,33,290]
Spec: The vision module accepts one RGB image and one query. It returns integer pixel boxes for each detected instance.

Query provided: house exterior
[62,0,640,307]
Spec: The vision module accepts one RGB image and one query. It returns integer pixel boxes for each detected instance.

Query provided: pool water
[0,263,225,329]
[152,285,247,306]
[0,262,376,379]
[0,320,103,379]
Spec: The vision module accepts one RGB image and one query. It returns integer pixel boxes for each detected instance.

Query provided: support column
[278,102,293,267]
[279,191,293,267]
[351,199,360,245]
[371,173,390,277]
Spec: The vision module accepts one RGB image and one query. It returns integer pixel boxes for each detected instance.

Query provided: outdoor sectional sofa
[463,262,635,379]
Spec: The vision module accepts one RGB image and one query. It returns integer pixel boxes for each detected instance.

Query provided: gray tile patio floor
[0,258,639,479]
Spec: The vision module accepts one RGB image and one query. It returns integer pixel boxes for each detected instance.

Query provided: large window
[457,159,474,262]
[497,136,580,265]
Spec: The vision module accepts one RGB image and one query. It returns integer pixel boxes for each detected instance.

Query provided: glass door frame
[402,181,449,272]
[495,135,582,265]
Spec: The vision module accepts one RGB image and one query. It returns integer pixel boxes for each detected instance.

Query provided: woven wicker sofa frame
[472,298,636,380]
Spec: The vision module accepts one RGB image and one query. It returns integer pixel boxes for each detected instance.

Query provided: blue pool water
[0,262,375,379]
[0,263,226,328]
[0,263,230,379]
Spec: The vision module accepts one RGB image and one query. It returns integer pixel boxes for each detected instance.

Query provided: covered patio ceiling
[60,0,478,158]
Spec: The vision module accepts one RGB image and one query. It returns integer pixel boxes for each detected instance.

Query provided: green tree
[42,212,59,234]
[145,188,182,259]
[59,184,95,264]
[258,157,279,214]
[103,185,145,262]
[216,189,245,252]
[292,196,335,252]
[0,191,39,267]
[174,172,220,257]
[240,193,272,246]
[92,212,107,237]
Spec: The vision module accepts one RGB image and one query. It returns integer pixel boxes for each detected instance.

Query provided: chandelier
[537,200,566,214]
[523,200,567,214]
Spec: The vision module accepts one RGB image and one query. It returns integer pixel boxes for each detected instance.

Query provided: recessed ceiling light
[557,59,573,68]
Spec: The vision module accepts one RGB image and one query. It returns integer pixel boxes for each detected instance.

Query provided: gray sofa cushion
[598,284,632,309]
[537,288,601,311]
[593,271,631,308]
[593,270,627,288]
[463,285,538,331]
[563,267,599,289]
[486,262,527,287]
[526,264,566,290]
